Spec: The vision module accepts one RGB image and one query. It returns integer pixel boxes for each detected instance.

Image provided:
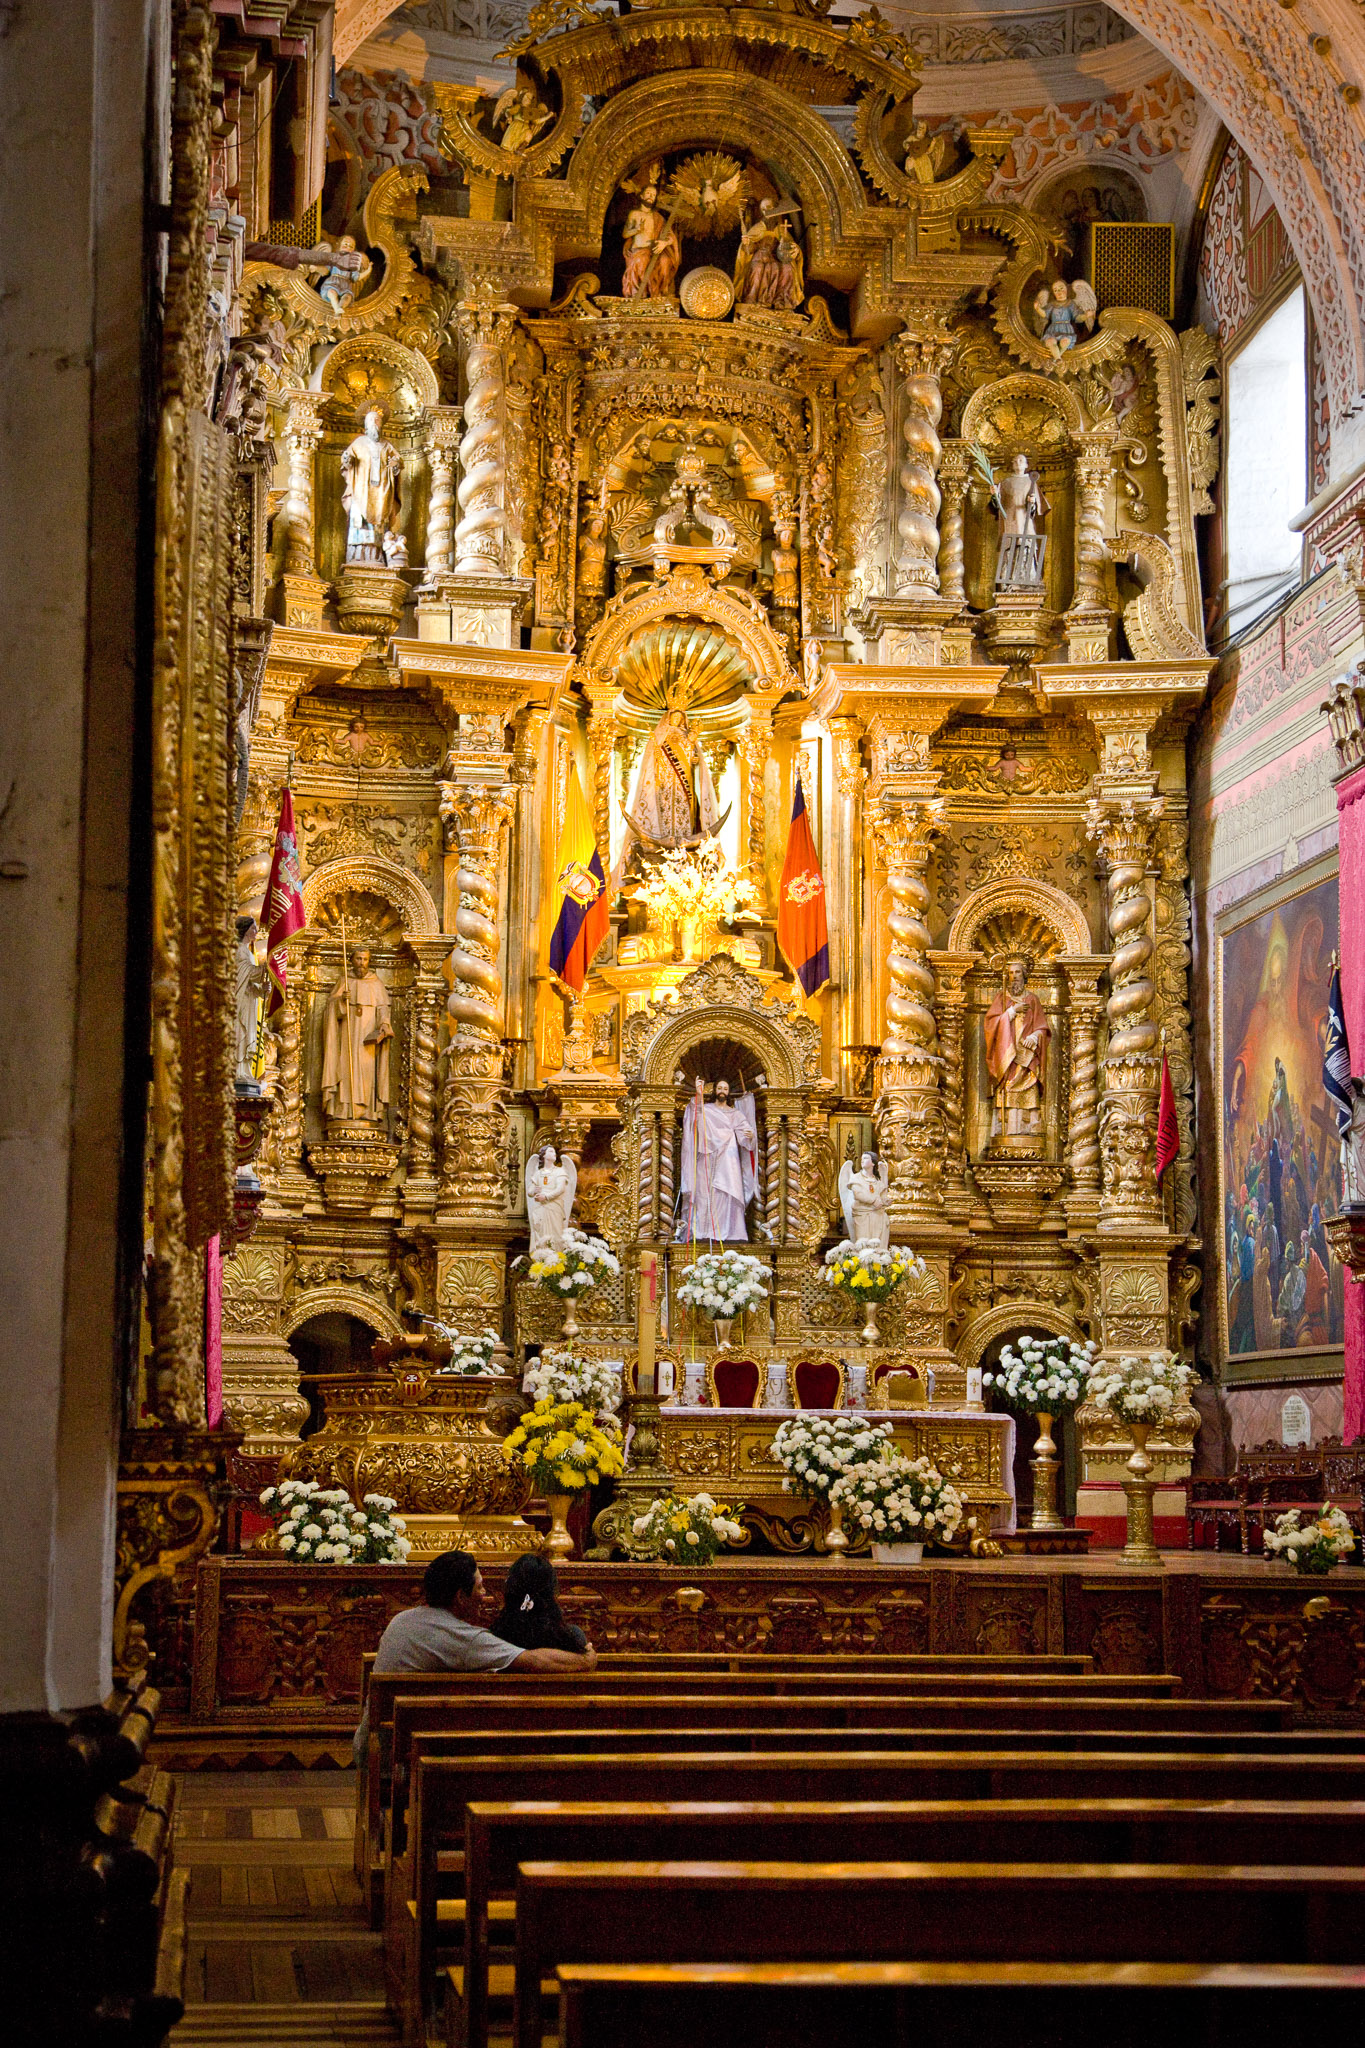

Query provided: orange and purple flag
[777,775,829,996]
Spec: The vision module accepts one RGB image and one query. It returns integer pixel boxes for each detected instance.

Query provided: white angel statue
[526,1145,577,1257]
[1032,276,1097,358]
[838,1151,891,1251]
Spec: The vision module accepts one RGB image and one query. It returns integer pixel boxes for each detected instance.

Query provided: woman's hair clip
[520,1593,535,1612]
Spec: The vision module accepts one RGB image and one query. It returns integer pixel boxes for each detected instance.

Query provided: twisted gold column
[439,780,516,1213]
[936,441,969,609]
[282,391,325,578]
[1088,795,1164,1224]
[455,296,515,577]
[894,333,953,591]
[422,404,462,582]
[871,798,945,1222]
[1060,956,1107,1227]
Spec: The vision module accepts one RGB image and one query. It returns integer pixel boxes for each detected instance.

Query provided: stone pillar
[930,948,975,1220]
[455,293,516,578]
[422,403,463,583]
[1059,954,1108,1231]
[1067,427,1115,661]
[936,440,969,609]
[279,390,328,628]
[894,330,954,592]
[1087,788,1164,1228]
[439,775,517,1215]
[870,790,945,1222]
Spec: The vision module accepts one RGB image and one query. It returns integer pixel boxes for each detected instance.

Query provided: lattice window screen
[1088,222,1175,320]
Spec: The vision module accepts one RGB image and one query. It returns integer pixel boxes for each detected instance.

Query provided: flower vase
[823,1497,848,1557]
[713,1317,733,1349]
[1116,1419,1163,1568]
[561,1298,580,1342]
[872,1540,923,1563]
[861,1302,880,1346]
[1029,1411,1064,1532]
[543,1492,575,1561]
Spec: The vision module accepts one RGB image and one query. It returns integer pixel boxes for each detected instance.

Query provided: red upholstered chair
[791,1359,845,1410]
[706,1355,762,1409]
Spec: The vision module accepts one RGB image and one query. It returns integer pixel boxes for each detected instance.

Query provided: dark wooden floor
[174,1770,398,2046]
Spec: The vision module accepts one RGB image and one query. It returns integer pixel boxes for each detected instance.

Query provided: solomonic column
[421,404,463,585]
[1067,426,1116,662]
[279,390,328,629]
[438,775,517,1217]
[894,328,955,592]
[454,290,517,578]
[1087,790,1165,1227]
[870,791,945,1223]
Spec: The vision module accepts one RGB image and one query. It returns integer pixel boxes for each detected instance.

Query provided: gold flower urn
[282,1342,537,1558]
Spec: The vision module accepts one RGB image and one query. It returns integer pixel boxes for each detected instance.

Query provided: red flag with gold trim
[1156,1049,1179,1184]
[776,775,829,996]
[260,786,306,1017]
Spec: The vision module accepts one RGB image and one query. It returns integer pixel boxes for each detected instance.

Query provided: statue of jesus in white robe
[677,1077,758,1242]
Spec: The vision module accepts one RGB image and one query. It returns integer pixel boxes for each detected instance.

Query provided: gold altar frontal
[659,1404,1013,1551]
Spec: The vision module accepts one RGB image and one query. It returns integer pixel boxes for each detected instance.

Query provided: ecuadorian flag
[776,774,829,996]
[549,764,610,992]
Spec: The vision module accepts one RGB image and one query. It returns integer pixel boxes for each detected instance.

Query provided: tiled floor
[174,1770,398,2047]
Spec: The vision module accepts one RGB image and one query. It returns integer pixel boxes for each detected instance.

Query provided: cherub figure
[1032,276,1098,358]
[492,82,552,156]
[315,235,372,315]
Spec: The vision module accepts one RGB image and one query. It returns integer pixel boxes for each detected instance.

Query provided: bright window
[1223,285,1307,640]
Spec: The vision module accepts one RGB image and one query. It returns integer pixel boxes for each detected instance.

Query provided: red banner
[261,786,306,1017]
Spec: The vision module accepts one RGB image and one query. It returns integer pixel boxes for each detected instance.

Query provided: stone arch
[284,1287,404,1343]
[302,854,440,936]
[948,877,1093,958]
[958,1302,1088,1370]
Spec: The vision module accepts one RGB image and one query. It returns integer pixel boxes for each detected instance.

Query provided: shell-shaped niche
[617,619,752,714]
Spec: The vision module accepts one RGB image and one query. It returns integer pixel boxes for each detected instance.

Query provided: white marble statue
[677,1077,758,1242]
[526,1145,577,1256]
[341,409,402,564]
[838,1151,891,1250]
[234,916,266,1086]
[1341,1077,1365,1207]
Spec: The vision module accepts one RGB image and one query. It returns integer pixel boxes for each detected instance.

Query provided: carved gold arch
[581,567,799,696]
[623,955,822,1086]
[302,854,441,936]
[284,1286,404,1342]
[960,371,1084,454]
[947,877,1093,958]
[316,333,440,419]
[958,1301,1087,1370]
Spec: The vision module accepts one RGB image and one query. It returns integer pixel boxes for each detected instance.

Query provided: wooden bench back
[553,1959,1365,2048]
[456,1799,1365,2048]
[514,1860,1365,2048]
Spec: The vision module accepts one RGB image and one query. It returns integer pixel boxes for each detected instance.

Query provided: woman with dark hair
[492,1553,587,1653]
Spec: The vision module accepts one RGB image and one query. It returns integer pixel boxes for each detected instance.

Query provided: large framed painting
[1216,855,1344,1375]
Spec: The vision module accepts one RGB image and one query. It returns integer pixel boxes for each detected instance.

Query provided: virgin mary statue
[612,698,724,889]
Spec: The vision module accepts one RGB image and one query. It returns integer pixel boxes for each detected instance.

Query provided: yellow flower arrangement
[822,1241,922,1305]
[501,1397,625,1496]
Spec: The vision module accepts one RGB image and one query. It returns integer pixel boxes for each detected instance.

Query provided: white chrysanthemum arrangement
[433,1326,502,1376]
[771,1415,892,1498]
[1263,1504,1357,1574]
[523,1348,623,1415]
[677,1249,769,1320]
[985,1334,1098,1416]
[631,1491,745,1564]
[528,1226,620,1297]
[822,1240,924,1304]
[1089,1349,1195,1426]
[638,842,758,928]
[259,1479,410,1562]
[829,1453,964,1547]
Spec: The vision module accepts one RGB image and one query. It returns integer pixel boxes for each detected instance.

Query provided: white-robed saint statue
[677,1077,759,1242]
[321,946,393,1124]
[611,701,727,890]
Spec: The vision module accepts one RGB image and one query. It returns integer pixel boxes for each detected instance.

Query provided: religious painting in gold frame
[1214,854,1344,1375]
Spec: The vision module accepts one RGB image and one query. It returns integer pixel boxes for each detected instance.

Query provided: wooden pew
[513,1861,1365,2048]
[358,1665,1185,1913]
[553,1960,1365,2048]
[457,1797,1365,2048]
[398,1748,1365,2039]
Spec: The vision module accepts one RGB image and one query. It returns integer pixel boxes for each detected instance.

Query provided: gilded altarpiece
[182,0,1221,1549]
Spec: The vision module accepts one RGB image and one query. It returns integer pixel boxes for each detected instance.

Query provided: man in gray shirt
[353,1548,595,1763]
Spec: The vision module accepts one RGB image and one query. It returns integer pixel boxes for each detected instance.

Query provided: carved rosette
[1087,793,1164,1224]
[422,404,463,581]
[871,797,945,1220]
[455,294,517,577]
[894,332,954,592]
